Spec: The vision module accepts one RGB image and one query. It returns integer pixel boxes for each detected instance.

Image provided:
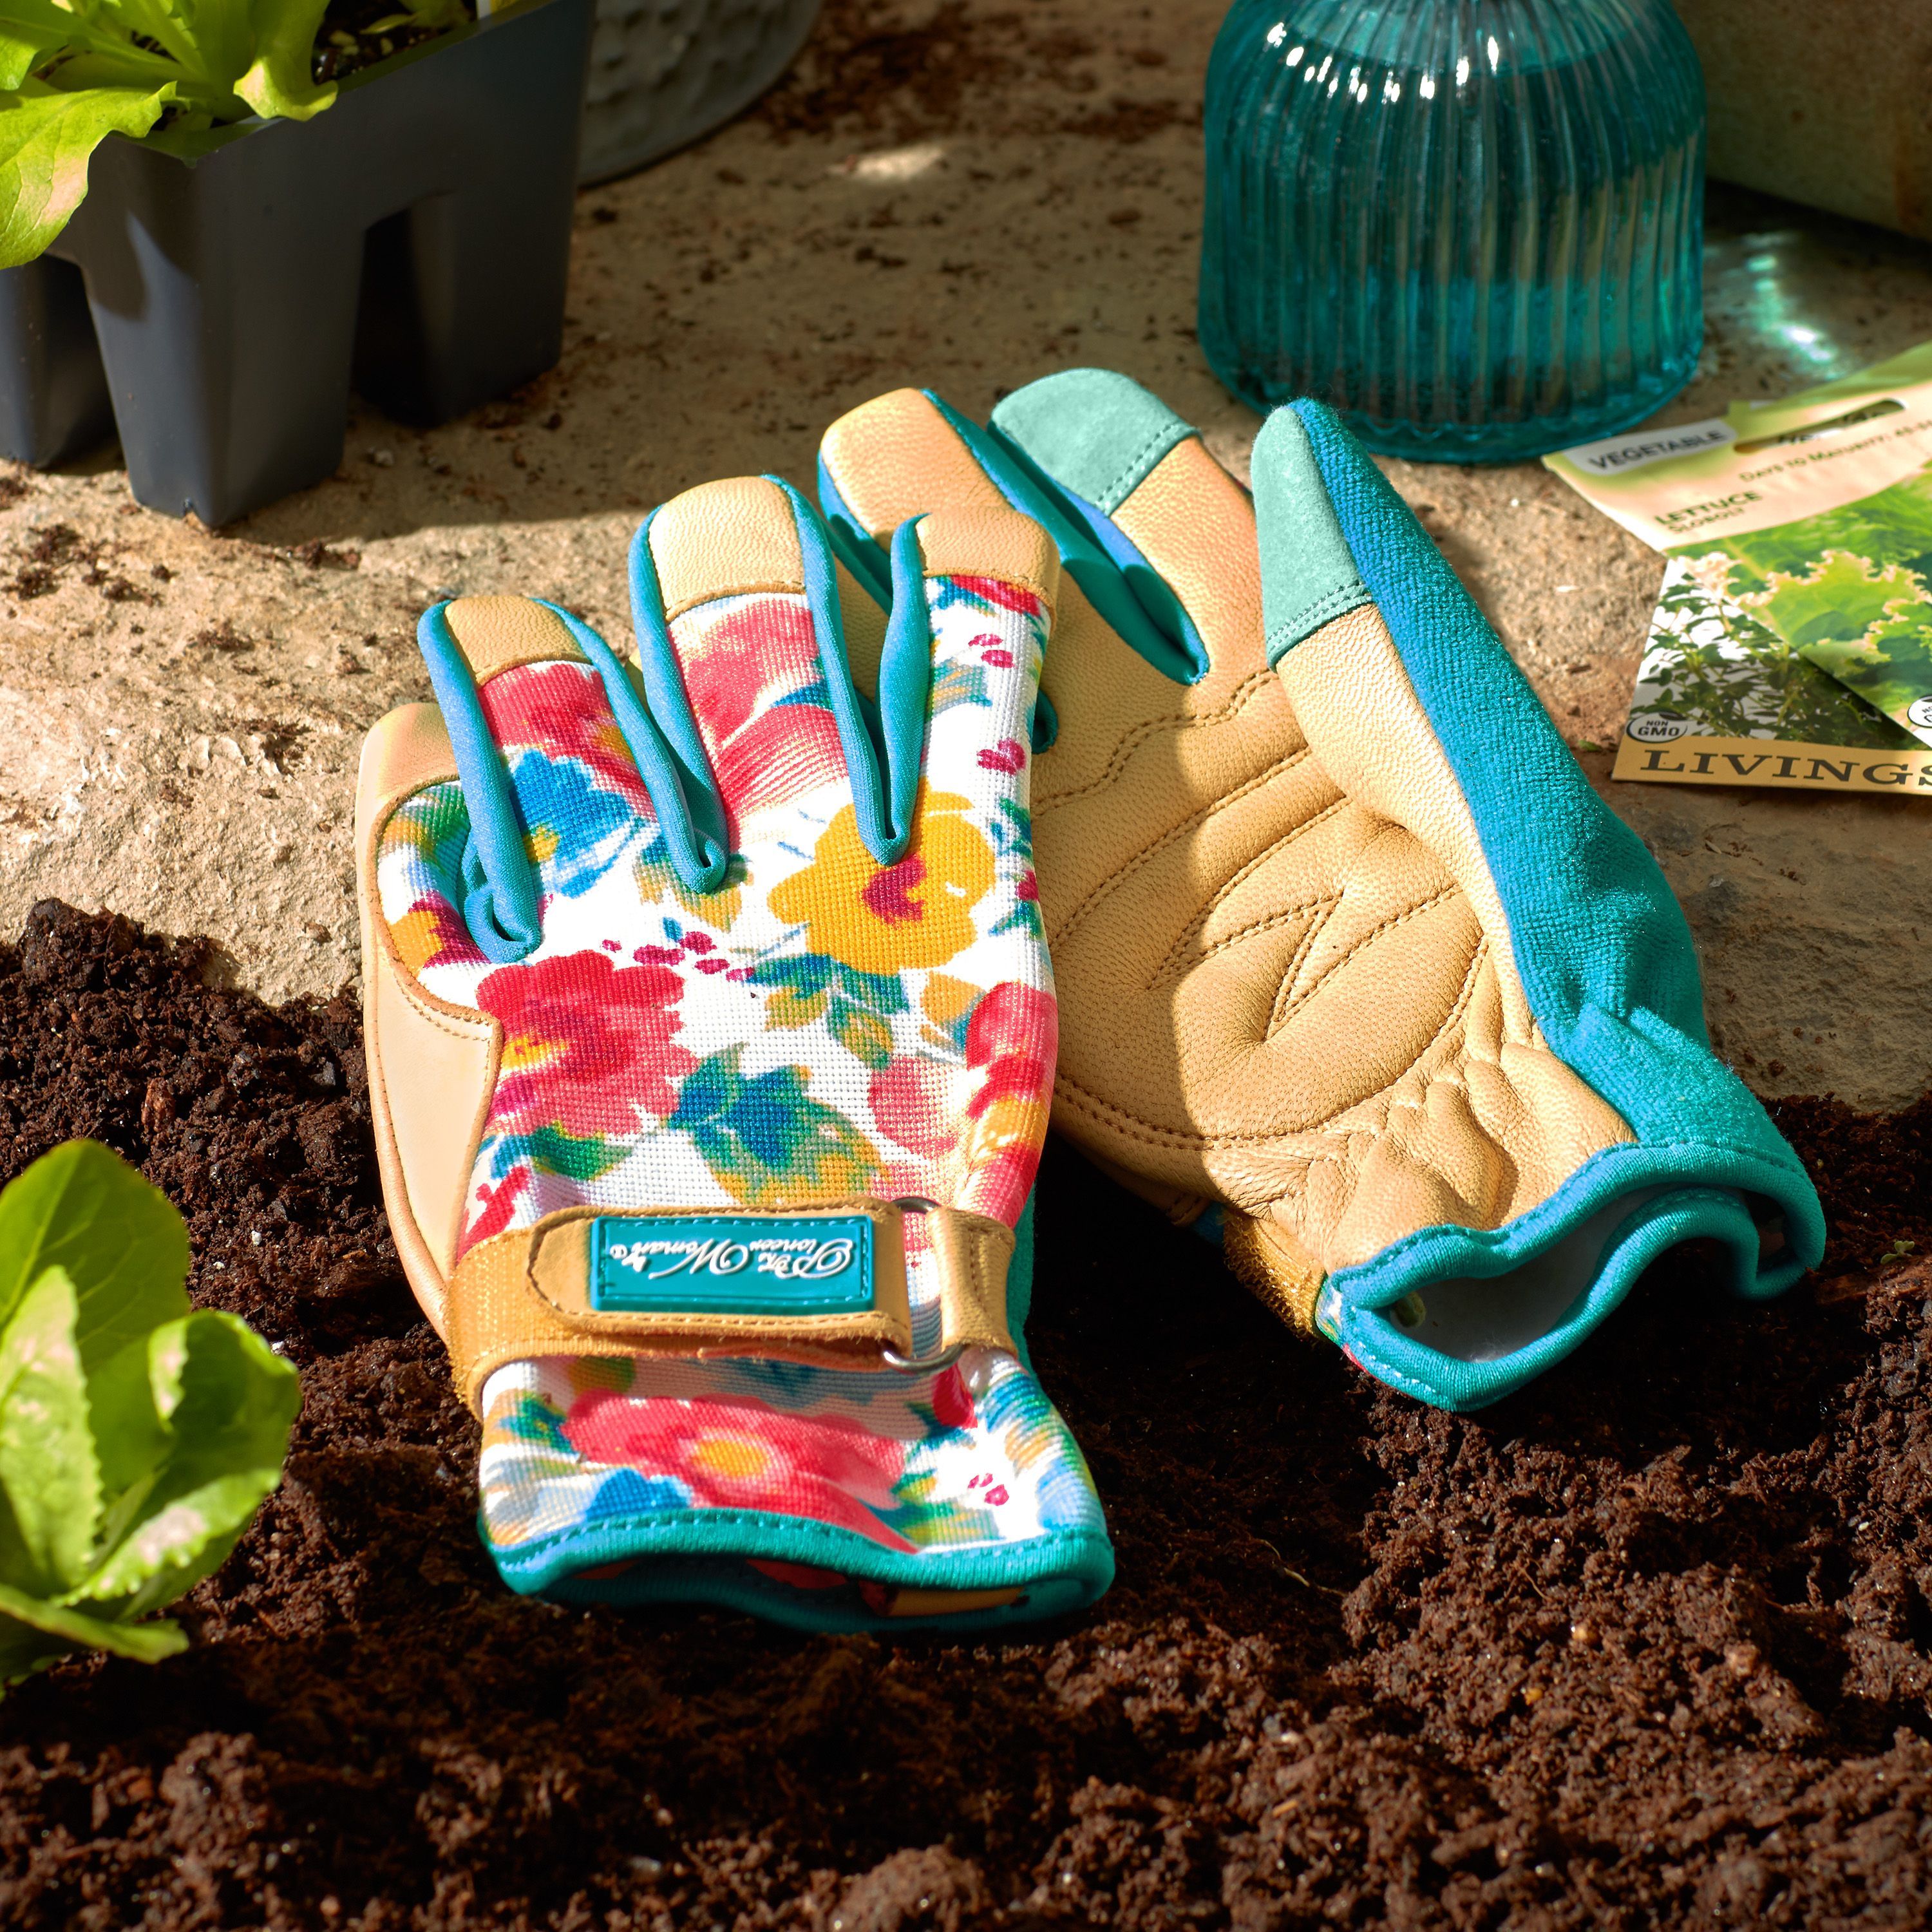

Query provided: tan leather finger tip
[440,595,589,685]
[821,388,1010,535]
[915,505,1061,611]
[647,475,807,621]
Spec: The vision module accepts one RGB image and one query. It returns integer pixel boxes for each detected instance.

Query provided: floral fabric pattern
[377,571,1108,1618]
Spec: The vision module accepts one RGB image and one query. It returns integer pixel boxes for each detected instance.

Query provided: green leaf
[80,1309,297,1616]
[0,0,81,91]
[505,1124,627,1182]
[0,1140,188,1385]
[234,0,333,120]
[1745,549,1929,652]
[0,1578,184,1685]
[82,1331,169,1519]
[0,79,173,268]
[0,1265,99,1595]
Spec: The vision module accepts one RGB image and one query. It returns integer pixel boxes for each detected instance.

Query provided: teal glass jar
[1199,0,1706,462]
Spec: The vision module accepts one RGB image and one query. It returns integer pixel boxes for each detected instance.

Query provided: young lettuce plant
[0,0,459,267]
[0,1137,299,1689]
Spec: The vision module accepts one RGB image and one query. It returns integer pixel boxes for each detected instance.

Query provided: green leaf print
[747,953,835,1030]
[833,965,907,1016]
[502,1126,628,1184]
[828,1000,894,1070]
[668,1048,880,1207]
[930,658,992,715]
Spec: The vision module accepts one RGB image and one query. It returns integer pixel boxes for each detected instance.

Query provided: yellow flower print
[770,788,994,976]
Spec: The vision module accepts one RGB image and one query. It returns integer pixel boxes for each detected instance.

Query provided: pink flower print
[477,949,695,1138]
[976,739,1026,775]
[390,895,487,976]
[674,596,848,833]
[956,981,1058,1222]
[966,630,1014,669]
[869,1056,959,1159]
[965,981,1057,1107]
[563,1392,916,1549]
[951,576,1048,622]
[480,662,652,808]
[468,1162,531,1246]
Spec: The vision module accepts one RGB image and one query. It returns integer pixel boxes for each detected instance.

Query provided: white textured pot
[578,0,820,182]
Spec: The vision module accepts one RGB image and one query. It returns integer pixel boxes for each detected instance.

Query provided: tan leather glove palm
[817,370,1823,1410]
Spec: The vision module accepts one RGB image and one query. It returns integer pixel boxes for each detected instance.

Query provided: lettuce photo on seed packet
[1544,339,1932,797]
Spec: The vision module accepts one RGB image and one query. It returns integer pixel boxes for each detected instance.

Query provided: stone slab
[0,0,1923,1109]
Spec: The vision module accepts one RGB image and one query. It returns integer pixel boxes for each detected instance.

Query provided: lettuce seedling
[0,0,460,267]
[0,1138,298,1688]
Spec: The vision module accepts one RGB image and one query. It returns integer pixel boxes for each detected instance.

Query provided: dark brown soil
[754,0,1196,147]
[310,0,474,88]
[0,901,1928,1930]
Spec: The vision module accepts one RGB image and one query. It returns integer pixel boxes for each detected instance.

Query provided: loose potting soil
[0,900,1927,1929]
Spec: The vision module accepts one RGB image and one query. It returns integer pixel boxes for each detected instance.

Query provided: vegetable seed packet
[1544,340,1932,798]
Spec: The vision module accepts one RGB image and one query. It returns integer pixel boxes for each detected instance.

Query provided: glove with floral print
[354,475,1113,1630]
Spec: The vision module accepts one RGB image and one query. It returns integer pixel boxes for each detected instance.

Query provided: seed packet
[1543,341,1932,797]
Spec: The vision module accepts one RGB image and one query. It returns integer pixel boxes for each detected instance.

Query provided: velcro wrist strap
[446,1197,1018,1414]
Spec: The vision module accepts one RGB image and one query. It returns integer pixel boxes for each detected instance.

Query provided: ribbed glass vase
[1199,0,1706,462]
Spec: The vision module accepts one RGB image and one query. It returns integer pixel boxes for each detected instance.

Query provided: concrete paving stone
[0,0,1924,1109]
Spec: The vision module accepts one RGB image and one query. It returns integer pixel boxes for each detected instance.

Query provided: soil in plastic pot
[0,900,1927,1930]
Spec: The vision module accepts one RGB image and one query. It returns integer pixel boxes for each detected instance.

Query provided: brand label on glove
[588,1213,876,1317]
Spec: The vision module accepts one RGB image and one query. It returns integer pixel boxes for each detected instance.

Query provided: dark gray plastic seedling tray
[0,0,593,526]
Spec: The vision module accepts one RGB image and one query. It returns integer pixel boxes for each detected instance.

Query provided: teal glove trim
[1323,1162,1784,1412]
[987,366,1195,515]
[1008,1190,1036,1373]
[417,605,544,961]
[417,599,726,959]
[873,513,937,863]
[629,482,931,870]
[506,1514,1116,1632]
[1248,408,1371,663]
[536,598,730,895]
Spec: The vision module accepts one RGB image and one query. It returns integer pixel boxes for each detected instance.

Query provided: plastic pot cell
[579,0,819,184]
[0,0,594,526]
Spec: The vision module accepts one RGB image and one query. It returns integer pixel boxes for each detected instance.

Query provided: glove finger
[632,473,927,866]
[820,376,1260,694]
[416,594,726,963]
[985,368,1261,679]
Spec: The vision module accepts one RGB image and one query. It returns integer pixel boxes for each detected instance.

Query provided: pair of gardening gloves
[355,372,1824,1633]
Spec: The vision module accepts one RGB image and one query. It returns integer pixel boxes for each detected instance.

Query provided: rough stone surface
[0,0,1925,1106]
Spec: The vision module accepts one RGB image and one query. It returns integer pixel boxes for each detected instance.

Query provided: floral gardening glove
[817,371,1826,1414]
[354,477,1112,1629]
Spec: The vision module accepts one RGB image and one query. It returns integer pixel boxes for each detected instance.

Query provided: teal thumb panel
[988,367,1196,515]
[1245,406,1370,662]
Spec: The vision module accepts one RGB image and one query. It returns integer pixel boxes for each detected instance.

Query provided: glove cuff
[1310,1147,1803,1412]
[446,1198,1018,1412]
